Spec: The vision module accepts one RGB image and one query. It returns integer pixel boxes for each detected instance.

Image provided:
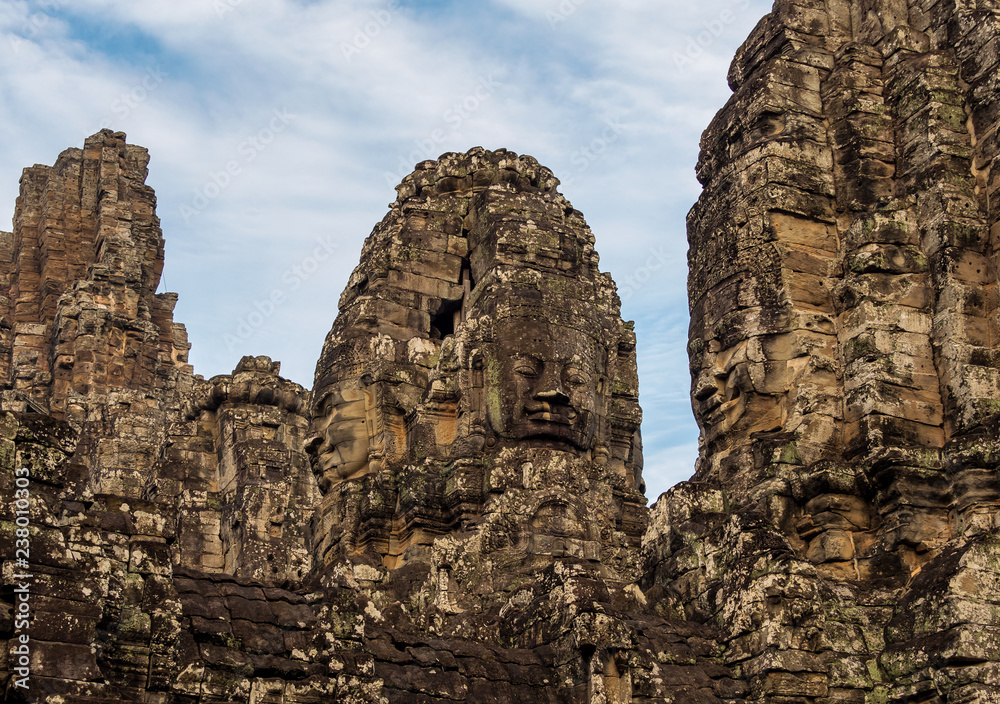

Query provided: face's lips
[703,396,744,428]
[526,411,569,424]
[700,395,723,416]
[523,401,577,425]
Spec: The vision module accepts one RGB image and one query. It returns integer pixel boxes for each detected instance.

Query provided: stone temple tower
[308,148,647,591]
[2,0,1000,700]
[645,0,1000,701]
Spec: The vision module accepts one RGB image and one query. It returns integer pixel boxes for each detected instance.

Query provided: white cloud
[0,0,773,495]
[643,441,701,506]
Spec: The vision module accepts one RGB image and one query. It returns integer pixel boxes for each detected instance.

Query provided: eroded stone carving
[482,318,605,452]
[305,148,646,588]
[645,0,1000,701]
[3,1,1000,697]
[308,376,373,490]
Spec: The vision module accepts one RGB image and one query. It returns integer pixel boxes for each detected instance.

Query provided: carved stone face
[692,333,789,450]
[308,379,370,491]
[529,502,588,558]
[693,341,750,444]
[484,319,605,451]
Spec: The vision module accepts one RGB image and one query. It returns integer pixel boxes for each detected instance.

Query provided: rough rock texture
[646,0,1000,701]
[308,147,646,585]
[2,0,1000,700]
[0,137,734,703]
[0,132,196,500]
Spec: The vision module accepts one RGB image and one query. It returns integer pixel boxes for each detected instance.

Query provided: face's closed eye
[514,358,540,378]
[563,366,589,388]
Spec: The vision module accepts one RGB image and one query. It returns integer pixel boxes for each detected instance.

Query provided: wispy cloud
[0,0,772,499]
[644,442,701,505]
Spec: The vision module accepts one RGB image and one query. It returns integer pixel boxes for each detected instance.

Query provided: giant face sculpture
[307,378,370,492]
[692,340,750,444]
[691,329,791,454]
[484,319,605,452]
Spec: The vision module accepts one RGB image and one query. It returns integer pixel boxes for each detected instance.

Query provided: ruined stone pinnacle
[2,1,1000,701]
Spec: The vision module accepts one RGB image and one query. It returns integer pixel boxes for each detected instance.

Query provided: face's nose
[305,433,325,454]
[693,373,718,402]
[533,366,571,405]
[723,368,742,402]
[534,388,570,405]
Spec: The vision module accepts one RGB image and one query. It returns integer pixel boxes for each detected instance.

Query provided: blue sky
[0,0,773,502]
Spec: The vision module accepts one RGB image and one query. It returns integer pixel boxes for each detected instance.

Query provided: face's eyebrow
[313,389,334,415]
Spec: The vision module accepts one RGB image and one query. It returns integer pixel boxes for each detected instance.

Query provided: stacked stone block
[3,3,1000,695]
[650,0,1000,702]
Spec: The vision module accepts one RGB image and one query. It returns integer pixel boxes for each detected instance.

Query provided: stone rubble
[1,0,1000,701]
